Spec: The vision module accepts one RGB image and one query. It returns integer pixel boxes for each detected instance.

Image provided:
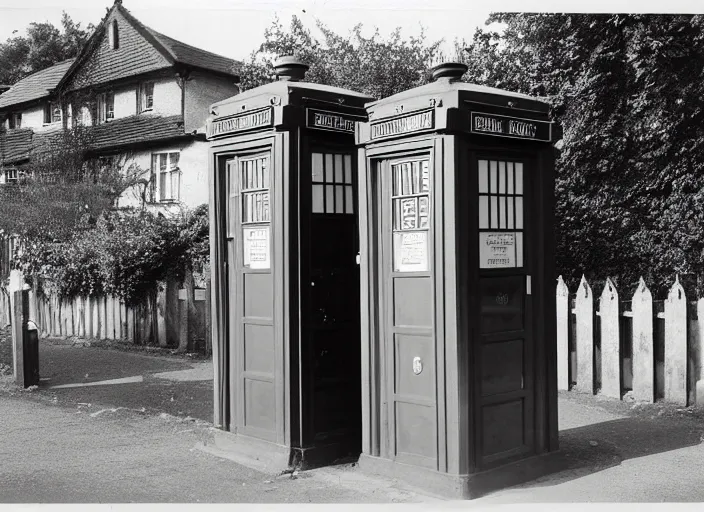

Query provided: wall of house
[184,71,239,132]
[114,88,137,119]
[115,138,209,211]
[152,78,182,117]
[20,105,46,129]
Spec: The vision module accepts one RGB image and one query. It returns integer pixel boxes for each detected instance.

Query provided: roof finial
[273,56,309,82]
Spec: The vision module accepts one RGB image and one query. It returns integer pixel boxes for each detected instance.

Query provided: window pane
[402,163,411,195]
[489,161,497,193]
[336,185,344,213]
[515,197,523,229]
[515,162,523,195]
[507,198,514,229]
[393,165,401,196]
[478,160,488,193]
[326,185,334,213]
[169,152,180,170]
[499,196,506,228]
[262,158,270,188]
[345,185,354,214]
[490,196,498,228]
[498,161,506,194]
[507,162,514,194]
[159,154,167,171]
[312,184,324,213]
[419,196,429,229]
[262,192,270,221]
[325,154,333,183]
[159,171,167,200]
[421,160,430,192]
[478,196,489,229]
[172,170,180,200]
[516,232,524,267]
[334,154,343,184]
[412,161,421,194]
[312,153,324,182]
[401,197,417,230]
[344,155,352,184]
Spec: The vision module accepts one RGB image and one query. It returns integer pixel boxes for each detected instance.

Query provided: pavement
[3,332,704,503]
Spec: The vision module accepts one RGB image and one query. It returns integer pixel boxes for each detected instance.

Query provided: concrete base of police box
[357,450,567,500]
[196,428,292,475]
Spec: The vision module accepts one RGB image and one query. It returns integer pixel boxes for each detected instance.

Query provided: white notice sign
[479,232,519,269]
[394,231,428,272]
[243,226,270,269]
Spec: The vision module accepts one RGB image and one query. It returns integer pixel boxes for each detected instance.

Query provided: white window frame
[150,151,181,203]
[97,92,114,124]
[44,101,62,125]
[139,82,154,112]
[3,168,19,184]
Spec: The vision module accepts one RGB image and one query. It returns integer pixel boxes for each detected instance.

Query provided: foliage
[0,127,141,242]
[13,206,209,306]
[0,12,93,85]
[461,14,704,297]
[239,16,443,99]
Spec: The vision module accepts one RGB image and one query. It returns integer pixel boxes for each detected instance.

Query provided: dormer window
[139,82,154,112]
[109,20,119,50]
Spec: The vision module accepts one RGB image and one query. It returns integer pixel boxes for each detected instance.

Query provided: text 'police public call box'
[207,57,374,468]
[355,62,560,498]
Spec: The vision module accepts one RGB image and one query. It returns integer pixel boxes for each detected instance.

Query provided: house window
[98,92,114,123]
[140,82,154,112]
[3,168,19,184]
[150,152,180,202]
[8,113,21,129]
[109,20,119,50]
[44,102,62,124]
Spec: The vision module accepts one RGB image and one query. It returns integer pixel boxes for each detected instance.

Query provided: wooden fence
[0,276,211,354]
[557,275,704,406]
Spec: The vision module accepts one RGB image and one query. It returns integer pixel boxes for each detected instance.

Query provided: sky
[0,0,702,64]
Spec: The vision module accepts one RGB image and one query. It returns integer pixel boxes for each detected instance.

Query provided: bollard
[24,320,40,387]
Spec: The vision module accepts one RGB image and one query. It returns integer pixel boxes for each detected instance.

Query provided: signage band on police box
[207,107,273,138]
[470,111,551,142]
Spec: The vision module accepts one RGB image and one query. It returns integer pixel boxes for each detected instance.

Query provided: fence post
[556,276,570,390]
[575,275,594,394]
[695,299,704,407]
[631,277,654,402]
[599,278,620,399]
[664,276,688,405]
[11,290,29,387]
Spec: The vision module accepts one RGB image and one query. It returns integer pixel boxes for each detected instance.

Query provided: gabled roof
[58,1,239,92]
[0,60,74,110]
[143,27,241,78]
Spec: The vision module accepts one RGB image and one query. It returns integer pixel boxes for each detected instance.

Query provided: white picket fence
[557,275,704,406]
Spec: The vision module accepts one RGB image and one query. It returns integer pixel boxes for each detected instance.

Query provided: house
[0,0,241,210]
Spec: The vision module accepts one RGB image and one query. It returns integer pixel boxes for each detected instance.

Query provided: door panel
[226,152,277,441]
[379,155,437,470]
[475,155,534,468]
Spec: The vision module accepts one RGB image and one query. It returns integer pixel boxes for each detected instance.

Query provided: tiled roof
[144,27,241,78]
[0,128,33,164]
[0,60,75,110]
[90,114,187,151]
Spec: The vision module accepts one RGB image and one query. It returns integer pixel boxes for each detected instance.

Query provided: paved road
[4,337,704,502]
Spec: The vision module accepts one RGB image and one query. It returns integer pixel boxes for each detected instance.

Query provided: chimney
[273,56,309,82]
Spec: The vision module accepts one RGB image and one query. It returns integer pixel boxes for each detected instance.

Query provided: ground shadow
[493,411,704,494]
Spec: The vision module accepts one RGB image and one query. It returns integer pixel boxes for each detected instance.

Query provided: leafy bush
[13,206,209,306]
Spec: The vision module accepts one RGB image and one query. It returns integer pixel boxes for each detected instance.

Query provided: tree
[239,16,443,99]
[460,14,704,296]
[0,12,93,85]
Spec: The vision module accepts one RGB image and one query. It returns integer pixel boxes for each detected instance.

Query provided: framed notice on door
[243,226,270,269]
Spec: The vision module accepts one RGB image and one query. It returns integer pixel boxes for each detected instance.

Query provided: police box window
[392,157,431,273]
[311,152,354,215]
[478,159,524,269]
